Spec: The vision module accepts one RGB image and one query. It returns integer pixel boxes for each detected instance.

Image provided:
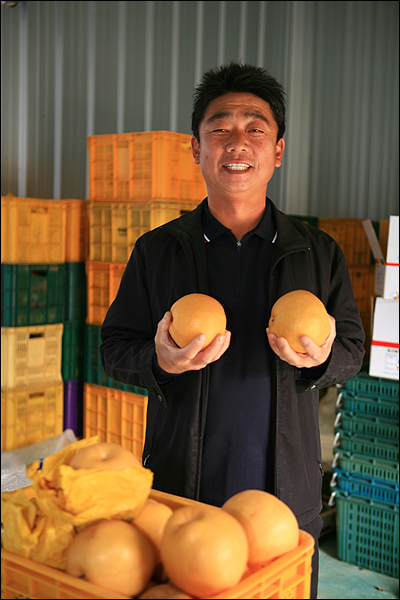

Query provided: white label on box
[369,298,399,380]
[369,346,399,380]
[384,348,399,374]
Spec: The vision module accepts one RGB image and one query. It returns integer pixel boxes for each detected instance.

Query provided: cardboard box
[362,216,399,299]
[384,215,399,300]
[369,297,399,380]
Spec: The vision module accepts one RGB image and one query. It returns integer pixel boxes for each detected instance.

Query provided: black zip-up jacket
[100,199,365,526]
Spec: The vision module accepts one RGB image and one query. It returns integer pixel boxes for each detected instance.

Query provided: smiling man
[194,94,283,194]
[100,63,365,599]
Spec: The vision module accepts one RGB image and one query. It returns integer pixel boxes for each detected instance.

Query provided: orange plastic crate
[84,383,148,461]
[318,218,372,266]
[63,199,88,262]
[88,200,198,263]
[1,197,66,264]
[1,487,314,599]
[87,131,207,203]
[85,261,125,326]
[348,265,376,315]
[347,265,376,356]
[1,324,64,390]
[1,382,64,451]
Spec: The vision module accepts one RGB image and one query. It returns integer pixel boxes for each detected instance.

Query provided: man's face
[191,92,284,201]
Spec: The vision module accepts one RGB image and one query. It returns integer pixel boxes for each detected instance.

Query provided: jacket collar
[202,198,277,243]
[163,197,311,255]
[269,202,312,253]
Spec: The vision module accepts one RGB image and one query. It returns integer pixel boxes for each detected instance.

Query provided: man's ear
[191,136,200,164]
[275,138,285,168]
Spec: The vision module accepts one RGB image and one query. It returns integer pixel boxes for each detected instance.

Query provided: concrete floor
[316,386,399,600]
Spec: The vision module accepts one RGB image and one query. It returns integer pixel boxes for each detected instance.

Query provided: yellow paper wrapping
[1,488,75,570]
[2,437,154,570]
[25,436,154,528]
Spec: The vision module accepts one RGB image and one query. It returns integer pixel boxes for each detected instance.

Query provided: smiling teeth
[225,164,250,170]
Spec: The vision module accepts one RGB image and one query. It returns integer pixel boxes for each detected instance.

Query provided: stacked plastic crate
[84,131,207,460]
[1,197,63,449]
[318,218,378,356]
[1,196,88,447]
[330,373,399,578]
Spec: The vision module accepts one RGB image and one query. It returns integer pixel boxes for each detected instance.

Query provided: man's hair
[191,62,286,143]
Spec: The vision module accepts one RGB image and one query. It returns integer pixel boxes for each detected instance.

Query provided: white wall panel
[1,0,398,219]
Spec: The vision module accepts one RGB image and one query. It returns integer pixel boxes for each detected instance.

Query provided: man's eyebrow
[244,111,271,125]
[205,111,271,126]
[205,111,231,124]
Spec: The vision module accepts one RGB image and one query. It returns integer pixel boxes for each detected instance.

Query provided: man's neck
[207,193,267,242]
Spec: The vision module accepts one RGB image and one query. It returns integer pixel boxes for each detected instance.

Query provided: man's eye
[213,128,227,132]
[250,128,263,133]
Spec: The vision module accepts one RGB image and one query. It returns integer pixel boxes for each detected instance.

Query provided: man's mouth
[223,163,251,171]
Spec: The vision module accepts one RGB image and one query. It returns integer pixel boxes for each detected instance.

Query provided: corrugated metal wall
[1,0,398,219]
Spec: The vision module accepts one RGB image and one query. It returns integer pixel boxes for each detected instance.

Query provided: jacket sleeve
[295,245,366,392]
[99,240,166,400]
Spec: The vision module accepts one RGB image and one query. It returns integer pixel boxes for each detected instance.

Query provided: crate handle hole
[31,270,47,278]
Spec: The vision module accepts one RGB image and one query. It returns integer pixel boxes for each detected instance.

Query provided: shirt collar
[202,198,277,243]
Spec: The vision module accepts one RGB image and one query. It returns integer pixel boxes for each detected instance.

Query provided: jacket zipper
[269,246,311,497]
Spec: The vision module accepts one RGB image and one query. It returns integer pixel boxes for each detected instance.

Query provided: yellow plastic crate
[85,261,125,326]
[1,197,66,264]
[84,383,148,461]
[1,487,314,599]
[88,200,198,263]
[1,382,64,451]
[63,199,88,262]
[87,131,207,202]
[1,324,64,390]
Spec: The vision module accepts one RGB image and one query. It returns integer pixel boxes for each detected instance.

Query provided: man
[100,63,365,598]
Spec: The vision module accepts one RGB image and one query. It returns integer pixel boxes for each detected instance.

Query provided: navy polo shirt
[198,200,277,507]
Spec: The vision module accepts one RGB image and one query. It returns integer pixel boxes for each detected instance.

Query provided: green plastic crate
[332,490,399,577]
[332,451,399,485]
[289,214,319,228]
[64,262,87,321]
[333,429,399,463]
[62,320,85,381]
[340,373,399,400]
[336,391,399,420]
[1,263,65,327]
[84,323,148,396]
[334,410,398,442]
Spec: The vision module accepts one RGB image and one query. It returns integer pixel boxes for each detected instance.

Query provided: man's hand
[155,311,231,374]
[266,315,336,369]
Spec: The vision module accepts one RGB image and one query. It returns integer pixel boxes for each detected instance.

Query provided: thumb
[162,310,172,329]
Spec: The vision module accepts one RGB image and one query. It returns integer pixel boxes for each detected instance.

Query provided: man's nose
[225,130,248,152]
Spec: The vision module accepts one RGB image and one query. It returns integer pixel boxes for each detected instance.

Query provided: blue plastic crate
[331,490,399,578]
[333,429,399,463]
[336,390,399,420]
[331,468,399,505]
